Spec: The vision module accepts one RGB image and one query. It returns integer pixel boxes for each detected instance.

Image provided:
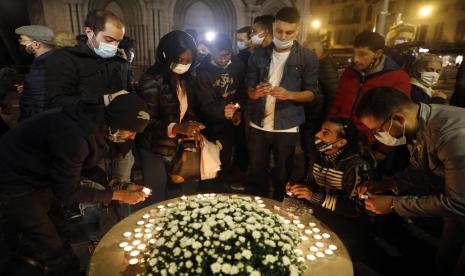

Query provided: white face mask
[273,37,294,50]
[92,33,118,58]
[251,32,265,46]
[170,62,191,74]
[237,41,248,50]
[419,71,440,87]
[374,118,407,146]
[315,139,342,153]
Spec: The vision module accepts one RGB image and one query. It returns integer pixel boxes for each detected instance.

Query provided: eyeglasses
[370,115,392,135]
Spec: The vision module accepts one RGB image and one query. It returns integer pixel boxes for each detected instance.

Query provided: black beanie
[105,93,150,133]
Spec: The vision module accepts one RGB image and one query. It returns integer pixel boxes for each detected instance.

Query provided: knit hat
[15,25,55,45]
[105,93,150,133]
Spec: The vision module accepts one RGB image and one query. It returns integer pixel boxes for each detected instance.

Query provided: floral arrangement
[119,194,339,275]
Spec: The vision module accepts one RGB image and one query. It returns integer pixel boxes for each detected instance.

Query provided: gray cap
[15,25,55,45]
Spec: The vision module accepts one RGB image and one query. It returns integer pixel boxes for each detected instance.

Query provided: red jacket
[329,56,411,154]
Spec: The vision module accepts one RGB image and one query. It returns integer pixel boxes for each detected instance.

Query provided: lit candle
[258,204,266,208]
[181,195,187,200]
[134,228,142,233]
[306,254,316,261]
[196,194,203,198]
[130,250,140,257]
[315,242,324,248]
[123,245,133,252]
[309,222,317,227]
[314,234,322,240]
[312,227,320,233]
[137,244,146,251]
[142,187,151,195]
[155,226,163,231]
[294,249,303,255]
[301,236,308,241]
[149,238,156,244]
[157,205,165,209]
[310,246,318,252]
[256,199,264,204]
[283,219,291,224]
[210,193,216,197]
[297,224,305,229]
[128,258,139,265]
[167,203,174,207]
[324,249,334,256]
[142,214,150,219]
[293,220,300,225]
[119,242,129,248]
[328,244,338,251]
[144,234,152,239]
[254,196,261,200]
[144,229,151,234]
[132,240,141,246]
[316,252,325,258]
[148,219,155,223]
[123,232,132,238]
[134,233,143,239]
[145,223,153,229]
[137,220,145,226]
[305,229,313,235]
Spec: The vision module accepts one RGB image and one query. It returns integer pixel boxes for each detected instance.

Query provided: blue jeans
[138,147,198,206]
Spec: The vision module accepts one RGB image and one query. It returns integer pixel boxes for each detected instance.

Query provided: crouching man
[0,93,150,275]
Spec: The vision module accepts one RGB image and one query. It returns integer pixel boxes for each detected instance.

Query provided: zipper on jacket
[349,73,366,119]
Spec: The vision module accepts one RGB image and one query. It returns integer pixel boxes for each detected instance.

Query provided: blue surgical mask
[237,41,248,51]
[92,33,118,58]
[273,37,294,50]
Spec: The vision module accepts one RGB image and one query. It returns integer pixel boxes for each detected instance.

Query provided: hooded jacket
[0,99,113,204]
[329,55,411,153]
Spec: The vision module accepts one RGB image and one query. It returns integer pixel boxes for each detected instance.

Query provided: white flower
[168,263,177,274]
[211,262,221,273]
[221,263,232,274]
[184,251,192,258]
[252,231,261,239]
[185,260,193,269]
[242,249,252,260]
[192,241,202,250]
[289,264,299,276]
[250,271,261,276]
[263,254,277,264]
[282,256,291,266]
[173,247,181,256]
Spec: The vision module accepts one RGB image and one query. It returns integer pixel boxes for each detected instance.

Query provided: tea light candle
[157,205,165,209]
[256,199,264,204]
[130,250,140,257]
[124,245,133,252]
[254,196,261,200]
[149,238,156,244]
[144,229,151,234]
[142,213,150,219]
[258,204,266,208]
[137,220,145,226]
[312,227,320,233]
[310,246,318,252]
[196,194,203,198]
[283,219,291,224]
[134,228,142,233]
[148,219,155,223]
[128,258,139,265]
[309,222,317,227]
[132,240,141,246]
[301,236,308,241]
[155,226,163,231]
[181,195,187,200]
[142,187,151,195]
[324,249,334,255]
[167,203,174,207]
[137,244,146,250]
[304,229,313,235]
[134,233,143,239]
[123,232,132,238]
[316,252,325,258]
[306,254,316,261]
[144,233,152,239]
[119,241,129,248]
[314,234,322,240]
[210,193,216,197]
[322,233,331,239]
[297,224,305,229]
[294,249,303,255]
[315,242,324,248]
[145,223,153,228]
[293,220,300,225]
[329,244,338,251]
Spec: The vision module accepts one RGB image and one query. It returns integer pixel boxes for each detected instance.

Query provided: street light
[311,19,321,30]
[419,6,432,17]
[205,31,216,42]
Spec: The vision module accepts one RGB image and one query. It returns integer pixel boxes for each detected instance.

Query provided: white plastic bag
[200,140,222,180]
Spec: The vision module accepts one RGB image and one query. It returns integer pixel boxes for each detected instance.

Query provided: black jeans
[247,127,298,200]
[436,217,465,276]
[1,189,79,275]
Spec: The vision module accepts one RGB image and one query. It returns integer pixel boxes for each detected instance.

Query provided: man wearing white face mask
[246,7,319,200]
[45,10,137,218]
[355,87,465,276]
[409,53,447,105]
[250,15,274,49]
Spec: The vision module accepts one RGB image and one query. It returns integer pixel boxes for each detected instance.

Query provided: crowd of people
[0,6,465,276]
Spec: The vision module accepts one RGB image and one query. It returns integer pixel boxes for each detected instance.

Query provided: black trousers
[247,127,298,200]
[436,217,465,276]
[1,189,79,275]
